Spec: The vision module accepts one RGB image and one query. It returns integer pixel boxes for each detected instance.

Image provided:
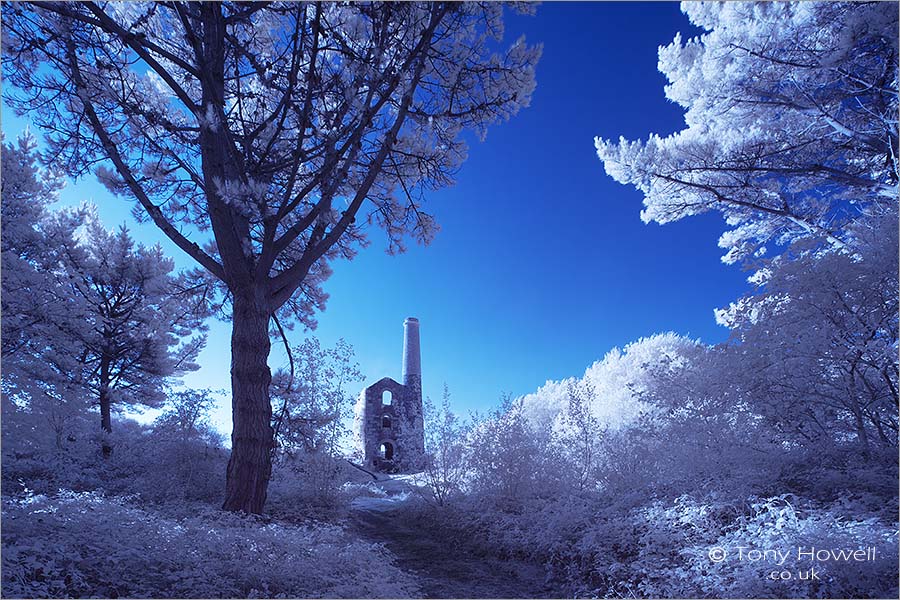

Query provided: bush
[1,490,421,598]
[417,490,898,599]
[266,453,366,520]
[2,422,228,506]
[680,496,899,599]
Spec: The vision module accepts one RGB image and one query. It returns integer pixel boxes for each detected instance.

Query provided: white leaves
[4,144,209,418]
[1,135,89,407]
[597,2,899,266]
[1,491,421,598]
[275,337,363,456]
[520,333,704,433]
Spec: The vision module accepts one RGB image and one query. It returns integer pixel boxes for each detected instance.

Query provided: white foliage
[1,491,421,598]
[520,333,704,431]
[596,1,898,265]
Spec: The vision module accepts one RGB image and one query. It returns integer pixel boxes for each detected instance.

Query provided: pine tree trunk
[222,292,274,513]
[99,354,113,458]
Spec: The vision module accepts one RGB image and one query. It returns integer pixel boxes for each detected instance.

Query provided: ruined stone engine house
[355,317,425,471]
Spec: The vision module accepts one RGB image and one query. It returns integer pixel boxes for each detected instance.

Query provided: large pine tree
[2,2,540,512]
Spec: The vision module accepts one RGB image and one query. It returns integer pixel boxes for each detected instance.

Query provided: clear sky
[3,3,750,436]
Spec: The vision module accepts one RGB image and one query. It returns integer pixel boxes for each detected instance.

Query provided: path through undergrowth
[347,477,558,599]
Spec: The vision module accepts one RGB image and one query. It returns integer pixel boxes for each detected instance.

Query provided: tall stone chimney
[401,316,424,464]
[402,317,421,390]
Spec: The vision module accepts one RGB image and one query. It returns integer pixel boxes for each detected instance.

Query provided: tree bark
[99,354,113,458]
[222,291,274,513]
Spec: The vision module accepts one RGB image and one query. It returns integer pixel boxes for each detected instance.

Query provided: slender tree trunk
[848,368,872,458]
[851,404,871,457]
[99,354,113,458]
[222,291,274,513]
[868,413,891,447]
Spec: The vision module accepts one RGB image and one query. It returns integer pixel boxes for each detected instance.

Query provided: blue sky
[3,3,750,435]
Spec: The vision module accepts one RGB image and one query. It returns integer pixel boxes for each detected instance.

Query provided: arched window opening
[379,442,394,461]
[381,390,392,405]
[382,415,391,428]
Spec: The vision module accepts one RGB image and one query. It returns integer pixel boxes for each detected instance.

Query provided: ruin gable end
[355,318,426,471]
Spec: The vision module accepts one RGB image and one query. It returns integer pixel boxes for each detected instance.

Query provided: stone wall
[357,376,424,471]
[355,317,426,471]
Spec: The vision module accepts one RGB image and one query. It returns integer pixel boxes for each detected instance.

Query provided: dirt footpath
[348,477,557,599]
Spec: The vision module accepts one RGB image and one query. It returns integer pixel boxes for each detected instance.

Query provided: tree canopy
[2,1,540,321]
[596,2,897,265]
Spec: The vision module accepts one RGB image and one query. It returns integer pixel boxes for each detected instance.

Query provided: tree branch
[65,38,225,280]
